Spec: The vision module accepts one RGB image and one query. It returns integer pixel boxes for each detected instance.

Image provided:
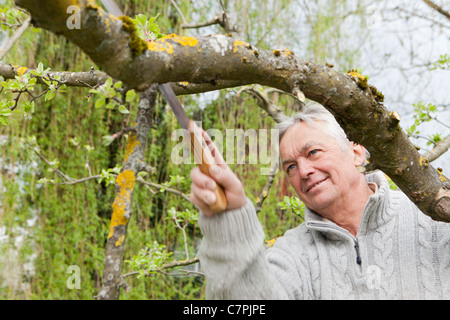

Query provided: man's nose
[297,159,315,179]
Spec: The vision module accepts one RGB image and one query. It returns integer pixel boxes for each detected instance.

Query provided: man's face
[279,121,365,214]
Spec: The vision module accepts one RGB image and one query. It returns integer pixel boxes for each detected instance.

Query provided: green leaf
[28,77,37,86]
[95,97,105,109]
[0,109,12,116]
[125,89,136,102]
[0,116,9,126]
[44,90,55,101]
[118,105,130,114]
[105,102,115,109]
[113,81,122,89]
[136,14,147,26]
[23,101,35,114]
[102,135,115,146]
[104,77,113,88]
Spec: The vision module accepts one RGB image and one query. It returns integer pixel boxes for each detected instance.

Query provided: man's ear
[351,142,366,166]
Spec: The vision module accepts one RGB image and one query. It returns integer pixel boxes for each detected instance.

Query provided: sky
[356,0,449,170]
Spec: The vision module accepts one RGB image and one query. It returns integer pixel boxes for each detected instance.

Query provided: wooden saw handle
[188,121,227,213]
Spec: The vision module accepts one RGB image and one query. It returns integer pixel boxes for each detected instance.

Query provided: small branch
[423,0,450,20]
[182,15,223,29]
[169,209,190,259]
[235,85,286,213]
[423,134,450,163]
[182,11,237,35]
[31,147,192,205]
[158,269,204,277]
[121,256,201,279]
[236,85,288,123]
[137,177,192,203]
[0,62,109,88]
[255,158,279,214]
[32,147,74,182]
[53,175,101,185]
[169,0,187,25]
[0,16,31,60]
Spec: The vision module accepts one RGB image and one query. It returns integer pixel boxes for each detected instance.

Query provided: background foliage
[0,0,448,299]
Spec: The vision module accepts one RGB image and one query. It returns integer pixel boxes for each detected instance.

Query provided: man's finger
[201,129,225,165]
[190,185,215,217]
[208,164,240,191]
[190,166,217,191]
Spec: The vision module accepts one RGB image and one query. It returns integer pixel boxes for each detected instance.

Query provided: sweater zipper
[354,238,362,265]
[307,222,362,265]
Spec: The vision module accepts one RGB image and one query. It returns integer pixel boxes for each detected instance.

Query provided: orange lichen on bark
[163,33,198,47]
[437,169,447,182]
[115,235,126,247]
[147,39,174,54]
[233,40,249,53]
[108,169,136,239]
[124,131,140,163]
[16,67,27,76]
[147,34,198,54]
[282,48,294,56]
[346,70,366,82]
[346,70,369,89]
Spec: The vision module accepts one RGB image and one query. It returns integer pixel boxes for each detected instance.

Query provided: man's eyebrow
[298,141,325,155]
[281,141,323,168]
[281,158,294,168]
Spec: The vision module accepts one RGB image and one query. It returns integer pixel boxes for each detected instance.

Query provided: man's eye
[287,164,296,173]
[309,149,319,156]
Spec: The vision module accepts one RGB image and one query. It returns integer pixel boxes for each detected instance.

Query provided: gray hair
[275,101,351,151]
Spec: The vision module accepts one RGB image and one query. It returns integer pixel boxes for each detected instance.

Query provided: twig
[137,177,192,203]
[0,16,30,60]
[255,158,279,213]
[121,256,201,278]
[169,0,187,25]
[169,208,190,259]
[423,0,450,20]
[32,147,74,182]
[423,134,450,163]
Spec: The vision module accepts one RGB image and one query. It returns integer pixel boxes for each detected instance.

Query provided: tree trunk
[97,85,157,300]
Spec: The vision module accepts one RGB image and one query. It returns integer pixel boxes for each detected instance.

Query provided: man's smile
[305,177,329,193]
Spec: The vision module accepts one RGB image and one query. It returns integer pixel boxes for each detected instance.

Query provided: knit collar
[304,170,395,239]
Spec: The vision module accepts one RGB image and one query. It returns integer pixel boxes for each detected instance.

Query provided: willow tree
[2,0,449,299]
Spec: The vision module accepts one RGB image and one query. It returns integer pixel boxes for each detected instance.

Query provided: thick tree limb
[14,0,449,223]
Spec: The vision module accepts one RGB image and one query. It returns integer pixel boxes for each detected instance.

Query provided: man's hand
[190,130,247,217]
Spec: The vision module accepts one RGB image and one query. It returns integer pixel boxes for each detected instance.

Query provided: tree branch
[121,256,201,279]
[423,0,450,20]
[0,16,31,60]
[98,84,158,300]
[0,62,109,87]
[424,134,450,163]
[15,0,450,222]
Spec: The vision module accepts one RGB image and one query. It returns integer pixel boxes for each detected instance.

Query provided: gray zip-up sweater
[197,171,450,299]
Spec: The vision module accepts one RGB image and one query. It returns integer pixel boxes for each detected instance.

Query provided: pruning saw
[100,0,228,213]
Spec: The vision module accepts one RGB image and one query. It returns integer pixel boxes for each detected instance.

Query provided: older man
[190,102,450,299]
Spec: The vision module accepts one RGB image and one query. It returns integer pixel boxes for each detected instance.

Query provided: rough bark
[97,85,157,300]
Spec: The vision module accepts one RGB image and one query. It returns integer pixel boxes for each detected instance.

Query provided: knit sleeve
[197,198,307,299]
